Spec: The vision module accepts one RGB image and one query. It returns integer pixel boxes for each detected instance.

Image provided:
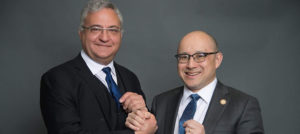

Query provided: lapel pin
[220,99,227,105]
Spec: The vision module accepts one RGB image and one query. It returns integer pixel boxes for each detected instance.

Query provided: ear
[215,52,223,69]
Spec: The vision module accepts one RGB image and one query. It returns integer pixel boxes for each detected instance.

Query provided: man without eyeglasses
[40,0,157,133]
[126,31,264,134]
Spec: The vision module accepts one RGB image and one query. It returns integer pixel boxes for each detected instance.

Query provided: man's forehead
[179,38,215,52]
[85,8,120,24]
[84,13,121,27]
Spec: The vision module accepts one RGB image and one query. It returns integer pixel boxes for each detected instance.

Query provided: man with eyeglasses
[126,31,264,134]
[40,0,157,133]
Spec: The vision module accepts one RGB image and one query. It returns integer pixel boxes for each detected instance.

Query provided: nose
[98,30,110,42]
[186,57,197,69]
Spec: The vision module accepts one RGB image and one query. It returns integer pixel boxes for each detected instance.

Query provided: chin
[185,84,198,90]
[185,82,204,91]
[186,86,200,92]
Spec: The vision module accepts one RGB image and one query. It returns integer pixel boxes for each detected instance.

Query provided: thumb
[119,92,132,103]
[144,112,151,119]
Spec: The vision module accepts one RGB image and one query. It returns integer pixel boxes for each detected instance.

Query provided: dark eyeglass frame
[174,51,219,63]
[81,25,121,35]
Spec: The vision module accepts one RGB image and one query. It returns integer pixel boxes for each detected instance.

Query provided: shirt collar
[81,50,116,75]
[182,78,217,104]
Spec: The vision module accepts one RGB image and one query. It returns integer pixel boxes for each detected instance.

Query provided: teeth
[186,72,199,76]
[95,43,111,46]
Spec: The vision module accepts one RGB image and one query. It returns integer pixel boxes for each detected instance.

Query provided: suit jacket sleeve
[150,96,157,115]
[236,96,264,134]
[40,69,133,134]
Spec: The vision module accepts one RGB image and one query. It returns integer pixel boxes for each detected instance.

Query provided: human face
[177,31,223,92]
[79,8,122,65]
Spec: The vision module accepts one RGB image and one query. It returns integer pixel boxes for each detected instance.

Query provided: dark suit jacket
[40,54,145,134]
[151,82,264,134]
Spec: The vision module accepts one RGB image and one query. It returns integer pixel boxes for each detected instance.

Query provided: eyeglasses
[175,51,219,63]
[81,25,121,36]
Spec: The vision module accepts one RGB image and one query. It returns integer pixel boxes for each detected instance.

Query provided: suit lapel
[203,82,229,134]
[71,55,116,130]
[165,87,183,134]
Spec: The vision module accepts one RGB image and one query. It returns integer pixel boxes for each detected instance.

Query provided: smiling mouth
[95,43,111,46]
[185,71,201,76]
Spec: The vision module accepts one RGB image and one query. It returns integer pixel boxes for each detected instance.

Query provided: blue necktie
[179,94,200,134]
[102,67,122,109]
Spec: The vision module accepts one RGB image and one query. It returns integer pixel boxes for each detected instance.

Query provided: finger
[126,114,142,129]
[127,113,145,127]
[123,97,137,111]
[128,100,145,112]
[125,120,140,131]
[130,111,145,121]
[184,120,205,134]
[122,93,138,107]
[183,119,195,127]
[121,94,134,110]
[185,127,190,134]
[122,99,130,110]
[135,110,146,120]
[119,92,135,103]
[140,107,148,112]
[149,114,157,123]
[123,94,145,111]
[126,99,138,110]
[187,120,202,129]
[183,121,189,127]
[144,111,151,119]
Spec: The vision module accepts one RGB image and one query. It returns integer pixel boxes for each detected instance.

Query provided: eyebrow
[178,51,204,55]
[108,25,121,29]
[88,25,120,29]
[194,51,205,53]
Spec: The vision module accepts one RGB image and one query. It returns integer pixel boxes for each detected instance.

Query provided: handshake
[120,92,158,134]
[121,92,206,134]
[126,109,158,134]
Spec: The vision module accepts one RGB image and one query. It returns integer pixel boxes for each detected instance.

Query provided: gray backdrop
[1,0,299,133]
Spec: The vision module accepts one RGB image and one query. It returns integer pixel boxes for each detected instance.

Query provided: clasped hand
[120,92,157,134]
[119,92,147,113]
[126,110,157,134]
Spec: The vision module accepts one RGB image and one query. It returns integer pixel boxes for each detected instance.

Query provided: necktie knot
[102,67,111,74]
[190,94,200,101]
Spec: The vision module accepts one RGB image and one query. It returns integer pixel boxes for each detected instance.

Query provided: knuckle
[131,103,137,108]
[133,115,137,120]
[127,118,132,123]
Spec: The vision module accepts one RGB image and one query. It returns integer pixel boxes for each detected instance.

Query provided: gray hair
[79,0,123,32]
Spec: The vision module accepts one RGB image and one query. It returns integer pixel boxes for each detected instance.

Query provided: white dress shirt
[173,78,217,134]
[81,50,117,91]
